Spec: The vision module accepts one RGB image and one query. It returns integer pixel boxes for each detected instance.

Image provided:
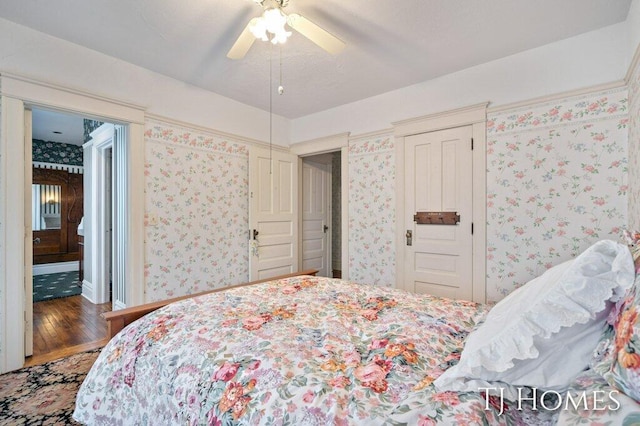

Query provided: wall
[628,51,640,229]
[144,118,250,301]
[629,0,640,65]
[486,87,629,301]
[32,139,83,166]
[0,17,289,145]
[0,5,638,369]
[348,133,396,286]
[343,87,630,300]
[291,23,629,143]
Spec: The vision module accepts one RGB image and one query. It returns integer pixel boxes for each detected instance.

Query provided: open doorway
[1,75,145,373]
[300,151,342,278]
[26,109,121,362]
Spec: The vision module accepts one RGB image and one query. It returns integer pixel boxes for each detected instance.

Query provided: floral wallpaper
[32,139,83,166]
[486,87,629,301]
[628,57,640,230]
[348,135,396,286]
[83,119,103,142]
[144,119,249,302]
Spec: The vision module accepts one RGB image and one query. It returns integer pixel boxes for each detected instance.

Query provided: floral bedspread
[556,369,640,426]
[73,276,555,425]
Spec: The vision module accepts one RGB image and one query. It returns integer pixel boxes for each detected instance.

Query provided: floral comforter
[73,276,555,425]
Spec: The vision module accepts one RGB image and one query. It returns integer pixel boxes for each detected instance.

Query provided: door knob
[406,230,412,246]
[323,225,329,233]
[33,237,41,244]
[252,229,259,240]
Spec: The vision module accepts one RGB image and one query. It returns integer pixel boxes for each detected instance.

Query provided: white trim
[33,261,78,276]
[1,96,26,372]
[394,134,405,291]
[89,124,114,304]
[127,122,145,306]
[348,128,394,142]
[113,300,127,311]
[0,74,146,373]
[394,103,487,303]
[471,121,487,303]
[23,108,33,357]
[393,103,489,137]
[292,139,349,280]
[145,114,290,153]
[326,162,333,279]
[0,72,145,124]
[487,80,626,114]
[33,162,84,174]
[81,279,95,302]
[290,132,350,156]
[626,42,640,84]
[340,146,349,280]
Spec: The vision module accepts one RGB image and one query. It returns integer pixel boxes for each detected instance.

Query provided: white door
[24,108,33,357]
[404,126,474,300]
[301,160,331,277]
[249,147,299,280]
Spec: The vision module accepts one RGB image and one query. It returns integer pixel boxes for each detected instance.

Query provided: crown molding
[145,113,290,153]
[0,71,145,124]
[625,42,640,84]
[488,80,626,114]
[289,132,350,156]
[349,128,394,142]
[393,102,488,137]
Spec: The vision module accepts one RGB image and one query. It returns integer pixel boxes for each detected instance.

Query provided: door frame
[291,133,350,280]
[392,103,488,303]
[24,109,33,357]
[86,124,115,305]
[0,73,146,373]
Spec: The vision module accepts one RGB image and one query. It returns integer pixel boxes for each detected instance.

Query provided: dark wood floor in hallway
[26,295,111,366]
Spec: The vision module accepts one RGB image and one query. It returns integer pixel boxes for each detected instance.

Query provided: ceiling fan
[227,0,345,59]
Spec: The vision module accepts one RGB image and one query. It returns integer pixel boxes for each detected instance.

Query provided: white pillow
[434,240,634,400]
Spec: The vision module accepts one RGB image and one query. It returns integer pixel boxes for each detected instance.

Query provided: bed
[74,240,640,425]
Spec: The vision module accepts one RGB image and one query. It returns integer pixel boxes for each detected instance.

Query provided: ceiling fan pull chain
[269,41,273,174]
[278,45,284,95]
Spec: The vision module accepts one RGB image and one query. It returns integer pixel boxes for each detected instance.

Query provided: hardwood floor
[26,295,111,367]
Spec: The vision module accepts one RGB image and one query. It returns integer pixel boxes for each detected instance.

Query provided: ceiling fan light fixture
[249,7,291,45]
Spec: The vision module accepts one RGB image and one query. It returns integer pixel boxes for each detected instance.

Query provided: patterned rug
[0,349,100,425]
[33,271,82,303]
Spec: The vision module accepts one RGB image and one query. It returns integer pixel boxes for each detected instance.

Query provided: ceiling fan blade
[227,18,259,60]
[287,13,345,55]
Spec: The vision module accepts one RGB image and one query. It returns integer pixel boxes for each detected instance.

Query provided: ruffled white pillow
[434,240,634,400]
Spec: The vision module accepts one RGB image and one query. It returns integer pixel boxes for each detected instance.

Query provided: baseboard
[81,279,95,303]
[33,261,78,276]
[113,300,126,311]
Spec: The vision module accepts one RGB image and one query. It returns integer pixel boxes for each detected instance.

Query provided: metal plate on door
[414,211,460,225]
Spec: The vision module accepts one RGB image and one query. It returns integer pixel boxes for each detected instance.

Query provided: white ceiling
[0,0,632,119]
[32,109,85,146]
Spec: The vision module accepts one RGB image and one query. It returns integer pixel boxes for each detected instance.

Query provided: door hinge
[471,222,474,235]
[471,138,474,150]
